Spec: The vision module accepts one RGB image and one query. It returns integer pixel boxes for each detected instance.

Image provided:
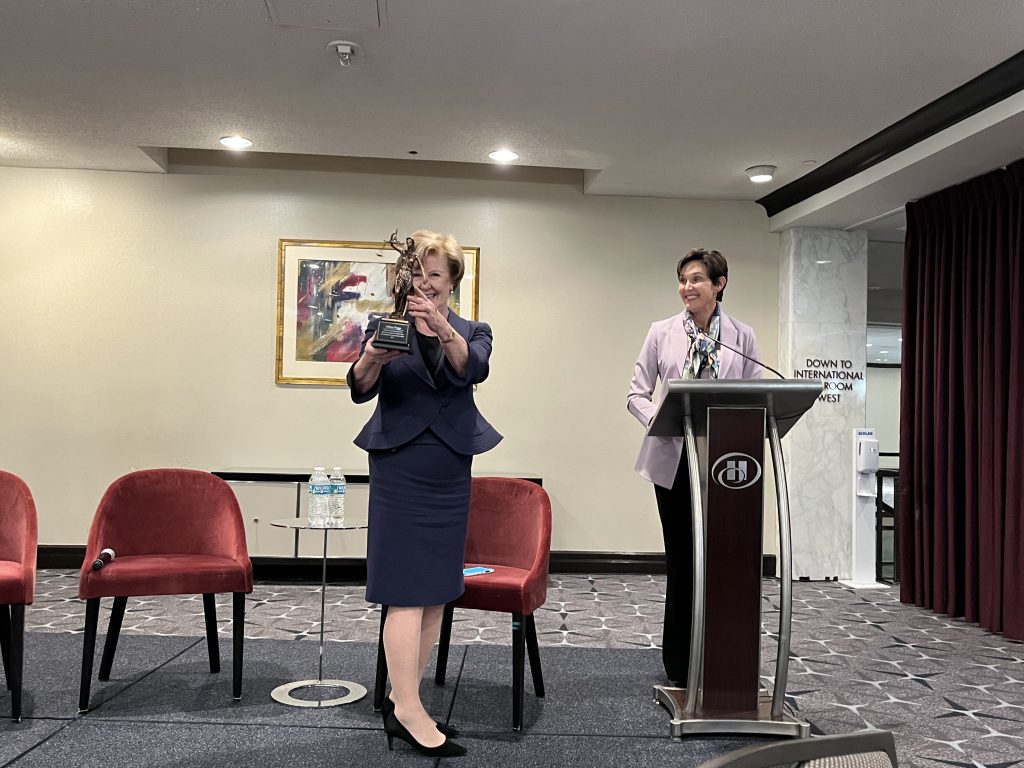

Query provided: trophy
[372,230,423,352]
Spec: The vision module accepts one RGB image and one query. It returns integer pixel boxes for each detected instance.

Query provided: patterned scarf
[682,309,721,380]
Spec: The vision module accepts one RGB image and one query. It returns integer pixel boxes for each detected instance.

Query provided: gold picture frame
[275,239,480,386]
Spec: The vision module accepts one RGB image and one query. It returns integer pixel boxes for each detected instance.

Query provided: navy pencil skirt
[365,429,472,607]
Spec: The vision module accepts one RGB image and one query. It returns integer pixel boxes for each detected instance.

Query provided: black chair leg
[98,596,127,681]
[373,605,388,710]
[79,597,101,712]
[232,592,244,700]
[203,593,221,674]
[512,612,525,731]
[0,604,11,688]
[10,604,24,722]
[434,603,455,686]
[525,613,545,698]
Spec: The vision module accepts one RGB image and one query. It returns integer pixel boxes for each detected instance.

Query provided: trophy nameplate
[373,316,412,352]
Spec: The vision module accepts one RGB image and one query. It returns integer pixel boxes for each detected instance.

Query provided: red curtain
[899,159,1024,638]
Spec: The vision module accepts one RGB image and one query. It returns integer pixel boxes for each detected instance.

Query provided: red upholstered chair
[0,471,37,722]
[373,477,552,730]
[78,469,252,712]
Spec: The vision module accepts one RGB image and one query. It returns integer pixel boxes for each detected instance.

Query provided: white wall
[866,365,902,463]
[0,155,779,552]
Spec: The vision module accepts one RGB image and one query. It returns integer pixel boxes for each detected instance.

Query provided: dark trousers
[653,456,693,686]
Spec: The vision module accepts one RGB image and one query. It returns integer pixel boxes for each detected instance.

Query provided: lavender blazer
[627,307,762,489]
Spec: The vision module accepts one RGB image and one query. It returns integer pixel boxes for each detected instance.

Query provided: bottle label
[310,486,332,494]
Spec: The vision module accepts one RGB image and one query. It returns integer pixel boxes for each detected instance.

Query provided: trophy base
[373,317,412,352]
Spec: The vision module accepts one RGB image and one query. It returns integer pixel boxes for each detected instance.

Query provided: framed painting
[275,239,480,386]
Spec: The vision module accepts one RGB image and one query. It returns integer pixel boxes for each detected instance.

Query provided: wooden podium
[646,379,821,738]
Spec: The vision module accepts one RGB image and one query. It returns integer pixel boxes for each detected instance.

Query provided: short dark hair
[676,248,728,301]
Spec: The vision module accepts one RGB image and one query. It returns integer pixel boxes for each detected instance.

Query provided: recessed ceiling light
[488,149,519,163]
[745,165,776,183]
[219,135,253,151]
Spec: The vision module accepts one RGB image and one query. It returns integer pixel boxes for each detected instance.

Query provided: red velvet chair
[374,477,552,730]
[0,471,37,722]
[78,469,252,712]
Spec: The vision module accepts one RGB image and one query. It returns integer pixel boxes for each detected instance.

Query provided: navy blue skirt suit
[347,311,502,607]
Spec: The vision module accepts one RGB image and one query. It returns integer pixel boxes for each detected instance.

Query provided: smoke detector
[327,39,360,67]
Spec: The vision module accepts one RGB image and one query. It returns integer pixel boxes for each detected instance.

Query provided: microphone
[695,329,786,380]
[92,548,116,571]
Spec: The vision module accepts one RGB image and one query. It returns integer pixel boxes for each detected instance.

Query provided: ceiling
[2,1,1024,231]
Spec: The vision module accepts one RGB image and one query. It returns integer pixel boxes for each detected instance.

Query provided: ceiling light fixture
[745,165,776,183]
[326,39,359,67]
[219,135,253,151]
[488,149,519,163]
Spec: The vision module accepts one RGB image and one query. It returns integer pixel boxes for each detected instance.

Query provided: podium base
[653,685,811,739]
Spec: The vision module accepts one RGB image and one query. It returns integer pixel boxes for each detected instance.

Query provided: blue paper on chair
[463,566,494,576]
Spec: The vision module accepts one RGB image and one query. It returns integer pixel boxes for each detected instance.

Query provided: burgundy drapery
[899,158,1024,638]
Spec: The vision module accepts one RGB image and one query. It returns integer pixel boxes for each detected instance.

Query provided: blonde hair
[409,229,465,288]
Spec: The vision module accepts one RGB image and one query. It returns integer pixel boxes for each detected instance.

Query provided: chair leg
[98,596,127,681]
[525,613,545,698]
[10,605,24,722]
[0,604,11,689]
[203,593,221,674]
[373,605,388,710]
[79,597,101,712]
[434,603,455,686]
[512,612,525,731]
[232,593,244,700]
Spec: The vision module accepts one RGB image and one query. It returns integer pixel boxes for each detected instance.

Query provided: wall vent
[264,0,387,30]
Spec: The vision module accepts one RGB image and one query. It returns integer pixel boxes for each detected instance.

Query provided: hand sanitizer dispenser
[843,429,888,589]
[857,437,879,474]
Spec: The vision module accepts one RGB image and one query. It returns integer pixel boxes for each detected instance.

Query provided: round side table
[268,516,369,708]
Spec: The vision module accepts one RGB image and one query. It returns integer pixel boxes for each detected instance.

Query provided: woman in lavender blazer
[626,248,761,686]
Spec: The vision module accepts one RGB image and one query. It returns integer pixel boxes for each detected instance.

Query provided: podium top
[647,379,822,438]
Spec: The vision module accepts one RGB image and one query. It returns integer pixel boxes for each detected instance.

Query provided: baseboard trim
[37,545,778,580]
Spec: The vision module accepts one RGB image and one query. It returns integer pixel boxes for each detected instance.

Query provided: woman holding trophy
[348,229,501,758]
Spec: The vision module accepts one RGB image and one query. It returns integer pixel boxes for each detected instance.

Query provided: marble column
[778,228,868,579]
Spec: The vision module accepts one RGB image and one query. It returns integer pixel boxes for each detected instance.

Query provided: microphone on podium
[92,548,116,571]
[694,329,787,380]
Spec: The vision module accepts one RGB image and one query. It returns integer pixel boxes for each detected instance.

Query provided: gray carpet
[1,633,758,768]
[5,571,1024,766]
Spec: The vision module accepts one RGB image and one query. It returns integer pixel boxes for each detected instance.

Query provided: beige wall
[866,365,902,464]
[0,155,780,552]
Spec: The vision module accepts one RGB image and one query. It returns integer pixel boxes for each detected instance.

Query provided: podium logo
[711,452,762,490]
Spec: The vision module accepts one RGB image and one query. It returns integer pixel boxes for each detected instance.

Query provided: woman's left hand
[407,286,451,337]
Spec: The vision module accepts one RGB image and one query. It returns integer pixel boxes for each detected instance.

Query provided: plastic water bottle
[328,467,347,526]
[308,467,330,528]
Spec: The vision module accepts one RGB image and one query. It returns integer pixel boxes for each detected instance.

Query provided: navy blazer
[347,311,503,456]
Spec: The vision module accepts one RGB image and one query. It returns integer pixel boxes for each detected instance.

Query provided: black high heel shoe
[380,697,459,738]
[384,711,467,757]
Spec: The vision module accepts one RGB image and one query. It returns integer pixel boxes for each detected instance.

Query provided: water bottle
[328,467,346,526]
[308,466,330,528]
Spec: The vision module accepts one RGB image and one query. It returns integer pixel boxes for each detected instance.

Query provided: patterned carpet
[23,570,1024,767]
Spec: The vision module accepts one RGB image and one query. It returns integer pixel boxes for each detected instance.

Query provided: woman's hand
[407,286,451,337]
[362,339,404,367]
